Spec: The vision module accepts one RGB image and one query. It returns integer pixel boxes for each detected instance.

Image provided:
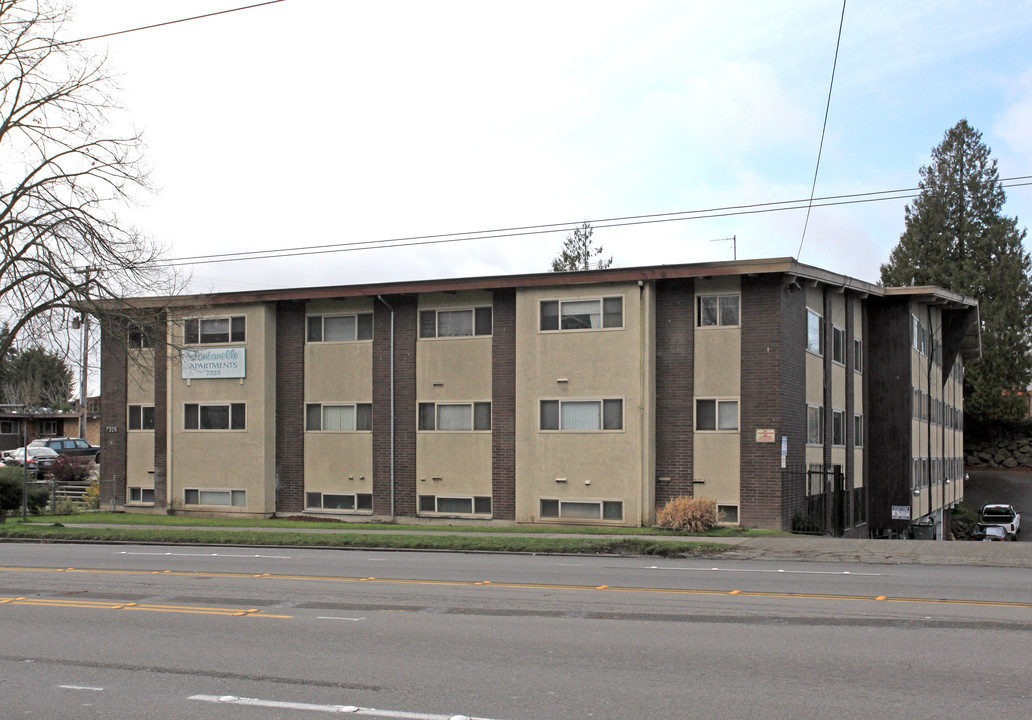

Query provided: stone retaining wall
[966,434,1032,469]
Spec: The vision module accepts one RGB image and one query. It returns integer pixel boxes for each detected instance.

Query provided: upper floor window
[128,405,155,431]
[806,405,823,445]
[420,307,492,338]
[306,403,372,431]
[128,325,157,349]
[806,309,823,355]
[854,338,863,373]
[418,402,491,431]
[832,326,846,365]
[854,414,863,447]
[696,398,738,432]
[832,409,845,446]
[540,297,622,331]
[697,294,740,327]
[184,403,245,431]
[540,399,623,431]
[308,313,373,343]
[185,316,245,345]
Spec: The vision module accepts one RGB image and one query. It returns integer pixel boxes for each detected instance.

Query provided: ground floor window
[717,504,739,523]
[128,487,154,503]
[184,488,246,506]
[0,419,20,434]
[539,498,623,521]
[418,495,491,515]
[306,492,372,511]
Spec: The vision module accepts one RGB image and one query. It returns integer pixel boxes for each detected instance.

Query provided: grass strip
[0,523,731,557]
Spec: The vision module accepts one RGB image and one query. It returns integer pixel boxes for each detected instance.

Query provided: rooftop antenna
[710,235,736,261]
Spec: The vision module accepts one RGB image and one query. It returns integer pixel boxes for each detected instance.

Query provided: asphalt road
[2,543,1030,719]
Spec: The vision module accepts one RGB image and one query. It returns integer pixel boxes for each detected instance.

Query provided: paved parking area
[964,468,1031,541]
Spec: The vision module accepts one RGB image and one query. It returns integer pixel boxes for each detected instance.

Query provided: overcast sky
[68,0,1032,295]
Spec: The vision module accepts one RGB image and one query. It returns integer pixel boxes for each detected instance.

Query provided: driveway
[964,468,1031,541]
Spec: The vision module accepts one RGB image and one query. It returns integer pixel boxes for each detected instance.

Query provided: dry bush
[655,496,719,533]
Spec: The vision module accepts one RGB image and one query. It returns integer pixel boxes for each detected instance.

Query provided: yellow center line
[2,566,1030,610]
[0,595,290,617]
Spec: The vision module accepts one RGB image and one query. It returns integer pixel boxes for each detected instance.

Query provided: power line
[798,0,848,260]
[67,1,286,45]
[164,176,1032,268]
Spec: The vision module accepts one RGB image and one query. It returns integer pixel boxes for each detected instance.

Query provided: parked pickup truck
[978,504,1021,541]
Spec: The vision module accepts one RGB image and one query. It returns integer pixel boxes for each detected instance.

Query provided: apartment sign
[182,348,246,379]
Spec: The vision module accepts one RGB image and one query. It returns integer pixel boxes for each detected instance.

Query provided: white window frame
[806,405,824,445]
[806,309,823,356]
[695,398,739,432]
[183,488,246,507]
[128,405,155,431]
[307,313,373,343]
[37,420,58,436]
[184,403,246,431]
[184,315,245,345]
[418,495,492,516]
[128,487,155,504]
[539,296,623,332]
[854,338,863,373]
[697,294,740,328]
[0,419,19,435]
[305,492,373,512]
[418,402,491,431]
[305,403,372,432]
[539,399,623,431]
[832,325,846,365]
[539,498,623,522]
[419,307,492,339]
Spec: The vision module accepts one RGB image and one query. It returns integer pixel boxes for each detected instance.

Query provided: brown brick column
[779,281,808,528]
[275,301,306,513]
[152,314,168,510]
[99,318,127,509]
[740,275,793,529]
[844,294,856,534]
[491,290,516,520]
[373,296,417,517]
[654,278,695,508]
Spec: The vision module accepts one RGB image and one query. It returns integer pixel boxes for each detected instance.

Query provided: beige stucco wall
[515,282,647,525]
[166,302,276,515]
[416,433,492,497]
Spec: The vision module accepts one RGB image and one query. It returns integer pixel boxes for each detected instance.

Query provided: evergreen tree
[880,120,1032,421]
[0,344,73,410]
[551,222,613,271]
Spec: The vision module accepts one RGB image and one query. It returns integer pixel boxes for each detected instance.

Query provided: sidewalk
[56,523,1032,568]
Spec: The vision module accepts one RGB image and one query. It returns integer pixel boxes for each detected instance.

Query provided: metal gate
[792,465,847,536]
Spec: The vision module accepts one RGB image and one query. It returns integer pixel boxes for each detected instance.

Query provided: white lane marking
[118,551,291,559]
[189,694,497,719]
[318,616,365,621]
[59,685,104,691]
[643,565,883,576]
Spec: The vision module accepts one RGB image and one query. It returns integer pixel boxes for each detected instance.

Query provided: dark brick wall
[739,275,789,529]
[654,278,695,507]
[275,301,306,513]
[152,314,168,510]
[491,290,517,520]
[373,296,417,517]
[779,283,808,529]
[99,319,127,508]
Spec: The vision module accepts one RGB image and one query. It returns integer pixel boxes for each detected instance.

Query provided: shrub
[50,455,93,484]
[83,478,100,510]
[656,496,719,533]
[52,498,80,515]
[0,468,23,511]
[27,485,50,515]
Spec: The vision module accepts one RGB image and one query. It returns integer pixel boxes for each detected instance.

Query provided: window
[717,505,739,524]
[853,486,866,526]
[539,399,623,431]
[128,405,156,431]
[305,492,372,511]
[418,402,491,431]
[697,294,740,327]
[539,499,623,521]
[38,420,57,436]
[0,419,19,435]
[419,307,492,338]
[832,326,845,364]
[854,414,863,447]
[307,313,373,342]
[806,405,823,445]
[540,297,623,331]
[854,338,862,373]
[184,316,245,345]
[128,325,156,349]
[695,399,738,432]
[128,487,155,503]
[832,410,845,446]
[418,495,492,515]
[806,309,823,355]
[184,489,246,506]
[184,403,246,430]
[306,403,372,431]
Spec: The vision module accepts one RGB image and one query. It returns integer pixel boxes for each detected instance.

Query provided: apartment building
[98,258,979,538]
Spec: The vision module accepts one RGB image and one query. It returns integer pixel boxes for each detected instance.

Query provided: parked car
[28,437,100,465]
[3,446,60,478]
[978,504,1020,540]
[971,524,1010,541]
